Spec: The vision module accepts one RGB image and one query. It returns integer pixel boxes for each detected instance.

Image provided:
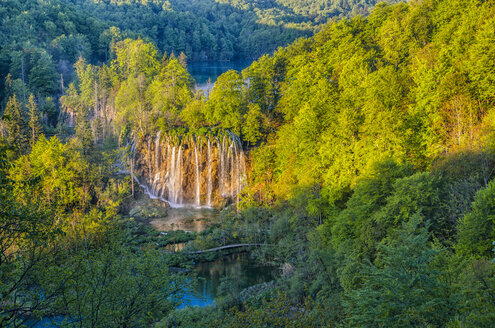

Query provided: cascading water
[219,136,227,198]
[168,146,177,204]
[194,140,201,207]
[207,139,213,207]
[229,141,234,198]
[132,132,246,208]
[177,145,183,204]
[152,130,161,195]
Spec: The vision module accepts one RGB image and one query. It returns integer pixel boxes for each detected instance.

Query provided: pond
[27,207,275,327]
[189,60,252,95]
[147,206,276,308]
[180,252,276,308]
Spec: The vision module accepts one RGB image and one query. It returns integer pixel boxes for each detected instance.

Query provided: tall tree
[205,70,246,135]
[457,179,495,258]
[2,95,27,152]
[345,216,452,327]
[27,94,42,147]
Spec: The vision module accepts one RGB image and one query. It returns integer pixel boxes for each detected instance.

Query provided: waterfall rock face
[134,132,246,208]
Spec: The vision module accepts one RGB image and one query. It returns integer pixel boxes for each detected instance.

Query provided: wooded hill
[0,0,397,111]
[1,0,495,326]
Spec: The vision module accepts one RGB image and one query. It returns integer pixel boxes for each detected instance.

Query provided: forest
[1,0,495,327]
[0,0,396,108]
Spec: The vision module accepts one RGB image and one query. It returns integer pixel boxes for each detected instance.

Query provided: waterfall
[152,131,161,195]
[194,140,201,207]
[220,136,227,197]
[155,130,161,172]
[133,132,246,208]
[239,150,246,195]
[177,145,183,204]
[161,143,170,198]
[234,142,240,199]
[207,139,212,207]
[147,138,152,185]
[229,140,235,198]
[168,146,176,204]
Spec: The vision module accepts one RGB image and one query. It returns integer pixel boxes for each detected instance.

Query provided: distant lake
[189,60,252,95]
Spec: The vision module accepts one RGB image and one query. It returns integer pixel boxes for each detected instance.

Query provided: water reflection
[165,242,186,252]
[180,253,275,308]
[146,207,275,308]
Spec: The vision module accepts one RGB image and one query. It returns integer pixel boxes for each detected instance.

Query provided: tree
[205,70,246,135]
[147,57,193,128]
[42,97,57,127]
[220,291,324,328]
[179,98,206,130]
[27,94,42,147]
[9,136,89,213]
[329,160,414,247]
[112,38,160,80]
[457,179,495,258]
[2,95,27,152]
[242,103,264,146]
[98,26,123,61]
[28,51,58,96]
[115,74,150,138]
[468,16,495,104]
[51,245,184,328]
[0,143,62,327]
[345,216,452,327]
[451,257,495,327]
[372,172,451,244]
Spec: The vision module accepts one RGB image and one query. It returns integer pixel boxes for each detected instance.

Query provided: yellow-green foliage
[244,0,495,203]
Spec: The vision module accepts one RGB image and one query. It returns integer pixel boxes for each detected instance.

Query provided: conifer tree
[345,216,451,327]
[27,94,42,147]
[3,95,27,152]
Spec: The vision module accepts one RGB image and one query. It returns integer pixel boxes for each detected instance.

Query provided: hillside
[1,0,495,326]
[0,0,400,109]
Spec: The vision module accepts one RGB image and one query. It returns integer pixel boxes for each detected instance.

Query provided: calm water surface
[148,207,276,308]
[180,252,276,308]
[189,60,251,95]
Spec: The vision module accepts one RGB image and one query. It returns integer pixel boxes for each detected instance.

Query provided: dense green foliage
[0,135,189,326]
[72,0,396,61]
[156,0,495,326]
[2,0,495,326]
[241,0,495,204]
[0,0,395,112]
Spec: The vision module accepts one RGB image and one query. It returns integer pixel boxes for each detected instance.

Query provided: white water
[133,132,246,208]
[207,139,213,207]
[194,141,201,207]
